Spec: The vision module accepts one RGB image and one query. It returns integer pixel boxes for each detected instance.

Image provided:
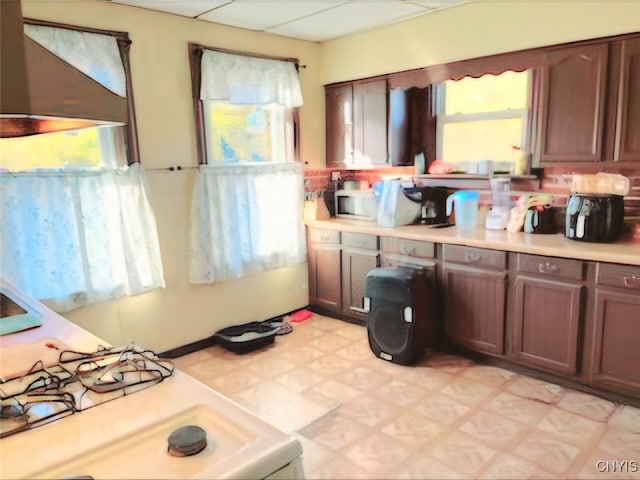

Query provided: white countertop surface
[0,280,302,480]
[306,219,640,266]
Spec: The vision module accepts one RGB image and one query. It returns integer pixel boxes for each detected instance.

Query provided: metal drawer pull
[538,262,559,274]
[623,275,640,288]
[402,246,416,256]
[349,306,369,314]
[465,252,481,262]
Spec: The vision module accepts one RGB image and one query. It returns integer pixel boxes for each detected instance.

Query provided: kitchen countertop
[0,280,303,480]
[306,218,640,266]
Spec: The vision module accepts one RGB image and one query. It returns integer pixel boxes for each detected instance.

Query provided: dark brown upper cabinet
[325,83,353,168]
[325,79,388,168]
[611,37,640,163]
[535,34,640,166]
[535,43,609,164]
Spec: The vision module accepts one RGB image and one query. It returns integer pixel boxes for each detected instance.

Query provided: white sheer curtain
[189,163,305,283]
[0,25,165,311]
[0,164,165,312]
[189,50,305,283]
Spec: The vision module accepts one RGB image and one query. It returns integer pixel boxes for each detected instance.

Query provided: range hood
[0,0,127,138]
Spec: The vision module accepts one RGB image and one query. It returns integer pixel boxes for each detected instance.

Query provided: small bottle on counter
[512,146,527,176]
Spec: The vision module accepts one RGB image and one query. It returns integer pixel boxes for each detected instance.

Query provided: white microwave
[335,190,376,220]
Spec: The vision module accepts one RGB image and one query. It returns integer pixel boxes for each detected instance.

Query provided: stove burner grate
[0,344,173,439]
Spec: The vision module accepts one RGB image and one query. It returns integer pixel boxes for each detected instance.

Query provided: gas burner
[167,425,208,457]
[0,344,173,439]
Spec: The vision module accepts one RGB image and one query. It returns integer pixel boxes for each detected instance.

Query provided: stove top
[0,344,174,439]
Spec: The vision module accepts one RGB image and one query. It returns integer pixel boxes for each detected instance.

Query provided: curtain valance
[25,24,126,97]
[200,50,303,107]
[386,41,608,88]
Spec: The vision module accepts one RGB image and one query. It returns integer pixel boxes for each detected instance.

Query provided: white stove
[0,280,304,479]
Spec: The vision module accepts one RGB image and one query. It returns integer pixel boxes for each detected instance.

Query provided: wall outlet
[331,171,341,181]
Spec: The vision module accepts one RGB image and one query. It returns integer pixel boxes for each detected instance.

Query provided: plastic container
[446,190,480,229]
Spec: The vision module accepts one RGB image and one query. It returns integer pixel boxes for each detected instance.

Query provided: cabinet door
[590,287,640,396]
[308,243,342,311]
[536,43,608,164]
[613,37,640,163]
[510,275,583,375]
[342,249,379,321]
[442,264,506,355]
[353,79,388,166]
[325,84,353,167]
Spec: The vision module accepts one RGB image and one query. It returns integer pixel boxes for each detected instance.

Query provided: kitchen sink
[31,404,259,479]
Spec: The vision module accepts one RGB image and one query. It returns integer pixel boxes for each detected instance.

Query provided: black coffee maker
[407,186,449,225]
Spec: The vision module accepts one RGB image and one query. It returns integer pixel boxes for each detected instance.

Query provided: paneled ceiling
[109,0,471,42]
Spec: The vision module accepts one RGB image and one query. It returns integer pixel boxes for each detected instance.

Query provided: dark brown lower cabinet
[442,263,507,355]
[589,286,640,397]
[307,228,342,313]
[308,243,342,312]
[509,275,583,375]
[342,248,379,322]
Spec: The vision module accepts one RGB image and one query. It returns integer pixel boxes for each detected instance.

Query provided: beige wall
[320,1,640,85]
[21,0,322,352]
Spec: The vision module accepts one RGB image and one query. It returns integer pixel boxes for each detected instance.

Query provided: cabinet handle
[349,306,368,314]
[402,246,416,256]
[538,262,559,274]
[464,252,481,263]
[623,275,640,288]
[320,235,330,241]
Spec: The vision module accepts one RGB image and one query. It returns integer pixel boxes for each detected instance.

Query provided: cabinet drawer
[308,228,340,244]
[517,254,586,281]
[342,232,379,250]
[598,263,640,290]
[380,237,435,259]
[443,245,506,270]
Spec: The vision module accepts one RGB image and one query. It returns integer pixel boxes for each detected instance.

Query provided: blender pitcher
[486,178,511,230]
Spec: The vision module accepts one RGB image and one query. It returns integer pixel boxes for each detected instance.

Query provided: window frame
[434,70,534,165]
[23,17,141,166]
[188,42,301,165]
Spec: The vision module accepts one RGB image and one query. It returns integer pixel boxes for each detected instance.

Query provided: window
[203,102,294,164]
[435,70,531,172]
[0,127,126,172]
[188,46,306,283]
[0,22,164,312]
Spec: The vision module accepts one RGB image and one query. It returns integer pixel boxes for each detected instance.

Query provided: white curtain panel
[189,163,306,283]
[200,50,303,107]
[24,24,126,97]
[0,164,165,312]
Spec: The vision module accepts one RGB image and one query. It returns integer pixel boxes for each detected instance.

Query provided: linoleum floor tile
[390,455,462,479]
[459,410,528,449]
[426,431,499,476]
[536,406,606,446]
[608,404,640,433]
[557,389,618,423]
[513,428,582,475]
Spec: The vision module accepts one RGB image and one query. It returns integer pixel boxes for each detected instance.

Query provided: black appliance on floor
[365,267,434,365]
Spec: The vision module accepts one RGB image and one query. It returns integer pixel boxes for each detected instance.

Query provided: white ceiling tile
[267,1,428,42]
[197,1,349,31]
[111,0,230,18]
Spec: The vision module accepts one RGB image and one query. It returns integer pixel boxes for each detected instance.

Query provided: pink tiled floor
[174,314,640,479]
